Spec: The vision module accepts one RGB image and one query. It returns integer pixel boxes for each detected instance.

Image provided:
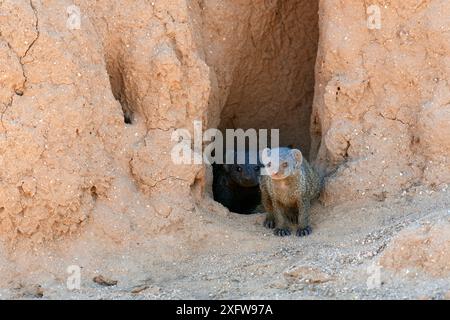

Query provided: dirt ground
[1,187,449,300]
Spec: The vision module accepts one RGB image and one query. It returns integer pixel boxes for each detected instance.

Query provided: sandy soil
[2,188,449,300]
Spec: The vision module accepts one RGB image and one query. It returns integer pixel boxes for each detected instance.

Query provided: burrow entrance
[218,0,319,158]
[212,0,320,213]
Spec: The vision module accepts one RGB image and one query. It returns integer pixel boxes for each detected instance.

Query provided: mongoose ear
[261,148,271,165]
[291,149,303,164]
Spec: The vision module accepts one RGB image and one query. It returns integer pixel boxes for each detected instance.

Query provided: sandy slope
[2,188,449,300]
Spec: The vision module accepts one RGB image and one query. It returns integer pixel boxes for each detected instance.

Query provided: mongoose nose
[243,177,253,183]
[241,176,257,186]
[270,171,285,180]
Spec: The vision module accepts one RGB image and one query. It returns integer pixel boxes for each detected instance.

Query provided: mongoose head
[223,150,261,187]
[261,147,303,180]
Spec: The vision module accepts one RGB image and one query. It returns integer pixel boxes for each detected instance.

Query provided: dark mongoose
[260,147,321,237]
[213,151,262,214]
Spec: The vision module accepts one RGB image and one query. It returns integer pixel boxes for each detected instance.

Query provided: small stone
[93,275,118,287]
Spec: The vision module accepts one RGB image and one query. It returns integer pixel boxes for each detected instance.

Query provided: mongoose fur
[260,147,321,237]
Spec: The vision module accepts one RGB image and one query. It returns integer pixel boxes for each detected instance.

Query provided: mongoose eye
[236,166,242,172]
[282,162,288,168]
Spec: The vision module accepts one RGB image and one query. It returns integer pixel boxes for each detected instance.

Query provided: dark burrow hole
[90,186,98,201]
[212,0,320,214]
[106,59,134,125]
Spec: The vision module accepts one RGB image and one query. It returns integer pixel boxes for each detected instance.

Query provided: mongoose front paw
[296,226,312,237]
[274,228,291,237]
[263,218,275,229]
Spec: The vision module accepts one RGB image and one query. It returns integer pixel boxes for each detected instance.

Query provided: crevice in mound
[106,59,134,124]
[218,0,319,159]
[90,186,98,201]
[23,0,40,61]
[18,0,40,93]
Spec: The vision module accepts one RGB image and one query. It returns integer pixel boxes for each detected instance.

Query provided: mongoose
[260,147,321,237]
[213,151,262,214]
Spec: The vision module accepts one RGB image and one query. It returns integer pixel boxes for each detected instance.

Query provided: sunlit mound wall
[312,0,450,204]
[0,0,449,245]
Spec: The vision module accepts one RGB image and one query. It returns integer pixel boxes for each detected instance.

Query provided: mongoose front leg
[273,202,291,237]
[296,197,312,237]
[264,212,276,229]
[261,184,275,229]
